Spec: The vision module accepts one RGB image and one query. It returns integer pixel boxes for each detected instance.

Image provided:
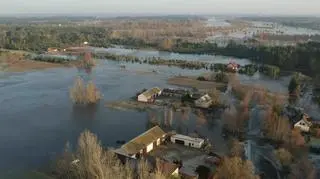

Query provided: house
[194,94,212,108]
[294,119,312,132]
[114,126,166,159]
[47,47,59,53]
[227,62,239,72]
[137,87,162,102]
[171,134,205,149]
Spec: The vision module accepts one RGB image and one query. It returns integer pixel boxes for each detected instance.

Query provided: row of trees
[0,25,112,52]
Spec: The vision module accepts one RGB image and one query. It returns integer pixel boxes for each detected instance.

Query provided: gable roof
[140,87,161,98]
[121,126,166,155]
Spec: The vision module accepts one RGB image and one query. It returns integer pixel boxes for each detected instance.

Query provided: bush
[215,72,228,83]
[197,76,207,81]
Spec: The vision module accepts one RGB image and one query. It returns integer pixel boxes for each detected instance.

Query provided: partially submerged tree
[70,77,101,105]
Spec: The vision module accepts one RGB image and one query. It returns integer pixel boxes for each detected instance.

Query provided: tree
[214,157,258,179]
[262,109,291,142]
[289,157,316,179]
[288,76,300,96]
[229,139,244,157]
[274,148,292,167]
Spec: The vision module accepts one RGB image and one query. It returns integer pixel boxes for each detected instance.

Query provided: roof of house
[157,160,179,176]
[195,94,212,103]
[139,87,161,98]
[121,126,166,155]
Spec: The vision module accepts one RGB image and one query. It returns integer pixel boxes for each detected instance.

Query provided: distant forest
[0,17,320,78]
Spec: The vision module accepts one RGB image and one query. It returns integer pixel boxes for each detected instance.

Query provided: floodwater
[0,48,317,177]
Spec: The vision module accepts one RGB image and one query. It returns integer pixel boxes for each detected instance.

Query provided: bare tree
[274,148,292,167]
[289,157,316,179]
[214,157,258,179]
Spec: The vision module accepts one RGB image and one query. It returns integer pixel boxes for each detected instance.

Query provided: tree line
[1,24,320,77]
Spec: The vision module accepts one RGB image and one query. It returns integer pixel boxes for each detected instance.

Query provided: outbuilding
[137,87,162,102]
[170,134,205,149]
[115,126,166,159]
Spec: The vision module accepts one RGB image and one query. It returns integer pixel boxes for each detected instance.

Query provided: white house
[194,94,212,108]
[171,134,205,149]
[114,126,166,159]
[137,87,162,103]
[294,119,312,132]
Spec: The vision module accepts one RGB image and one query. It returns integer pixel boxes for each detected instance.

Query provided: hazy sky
[1,0,320,15]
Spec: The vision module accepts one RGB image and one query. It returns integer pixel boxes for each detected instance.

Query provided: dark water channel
[0,48,318,177]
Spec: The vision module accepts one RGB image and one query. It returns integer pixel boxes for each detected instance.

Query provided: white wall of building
[157,138,161,146]
[146,143,154,153]
[138,94,148,102]
[294,120,311,132]
[171,135,204,149]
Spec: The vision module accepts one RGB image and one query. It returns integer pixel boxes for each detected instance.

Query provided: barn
[137,87,162,102]
[171,134,205,149]
[115,126,166,159]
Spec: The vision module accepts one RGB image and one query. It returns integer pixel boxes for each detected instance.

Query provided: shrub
[70,77,101,105]
[197,76,207,81]
[215,72,228,83]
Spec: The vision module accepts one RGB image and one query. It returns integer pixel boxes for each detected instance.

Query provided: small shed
[138,87,162,102]
[171,134,205,149]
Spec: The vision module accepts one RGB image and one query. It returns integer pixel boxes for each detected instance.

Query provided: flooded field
[0,48,319,177]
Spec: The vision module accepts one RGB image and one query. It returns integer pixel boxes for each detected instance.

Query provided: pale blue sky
[1,0,320,15]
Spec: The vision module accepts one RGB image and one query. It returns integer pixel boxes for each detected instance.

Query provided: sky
[1,0,320,16]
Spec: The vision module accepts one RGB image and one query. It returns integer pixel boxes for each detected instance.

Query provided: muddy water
[0,48,315,176]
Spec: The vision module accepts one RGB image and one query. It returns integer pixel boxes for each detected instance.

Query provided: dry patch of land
[0,51,70,72]
[167,76,227,89]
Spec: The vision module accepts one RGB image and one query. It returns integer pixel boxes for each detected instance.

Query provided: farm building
[161,88,189,98]
[115,126,166,159]
[138,87,162,102]
[194,94,212,108]
[171,134,205,149]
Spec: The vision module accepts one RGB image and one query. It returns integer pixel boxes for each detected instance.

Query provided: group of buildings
[137,87,213,109]
[114,126,206,178]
